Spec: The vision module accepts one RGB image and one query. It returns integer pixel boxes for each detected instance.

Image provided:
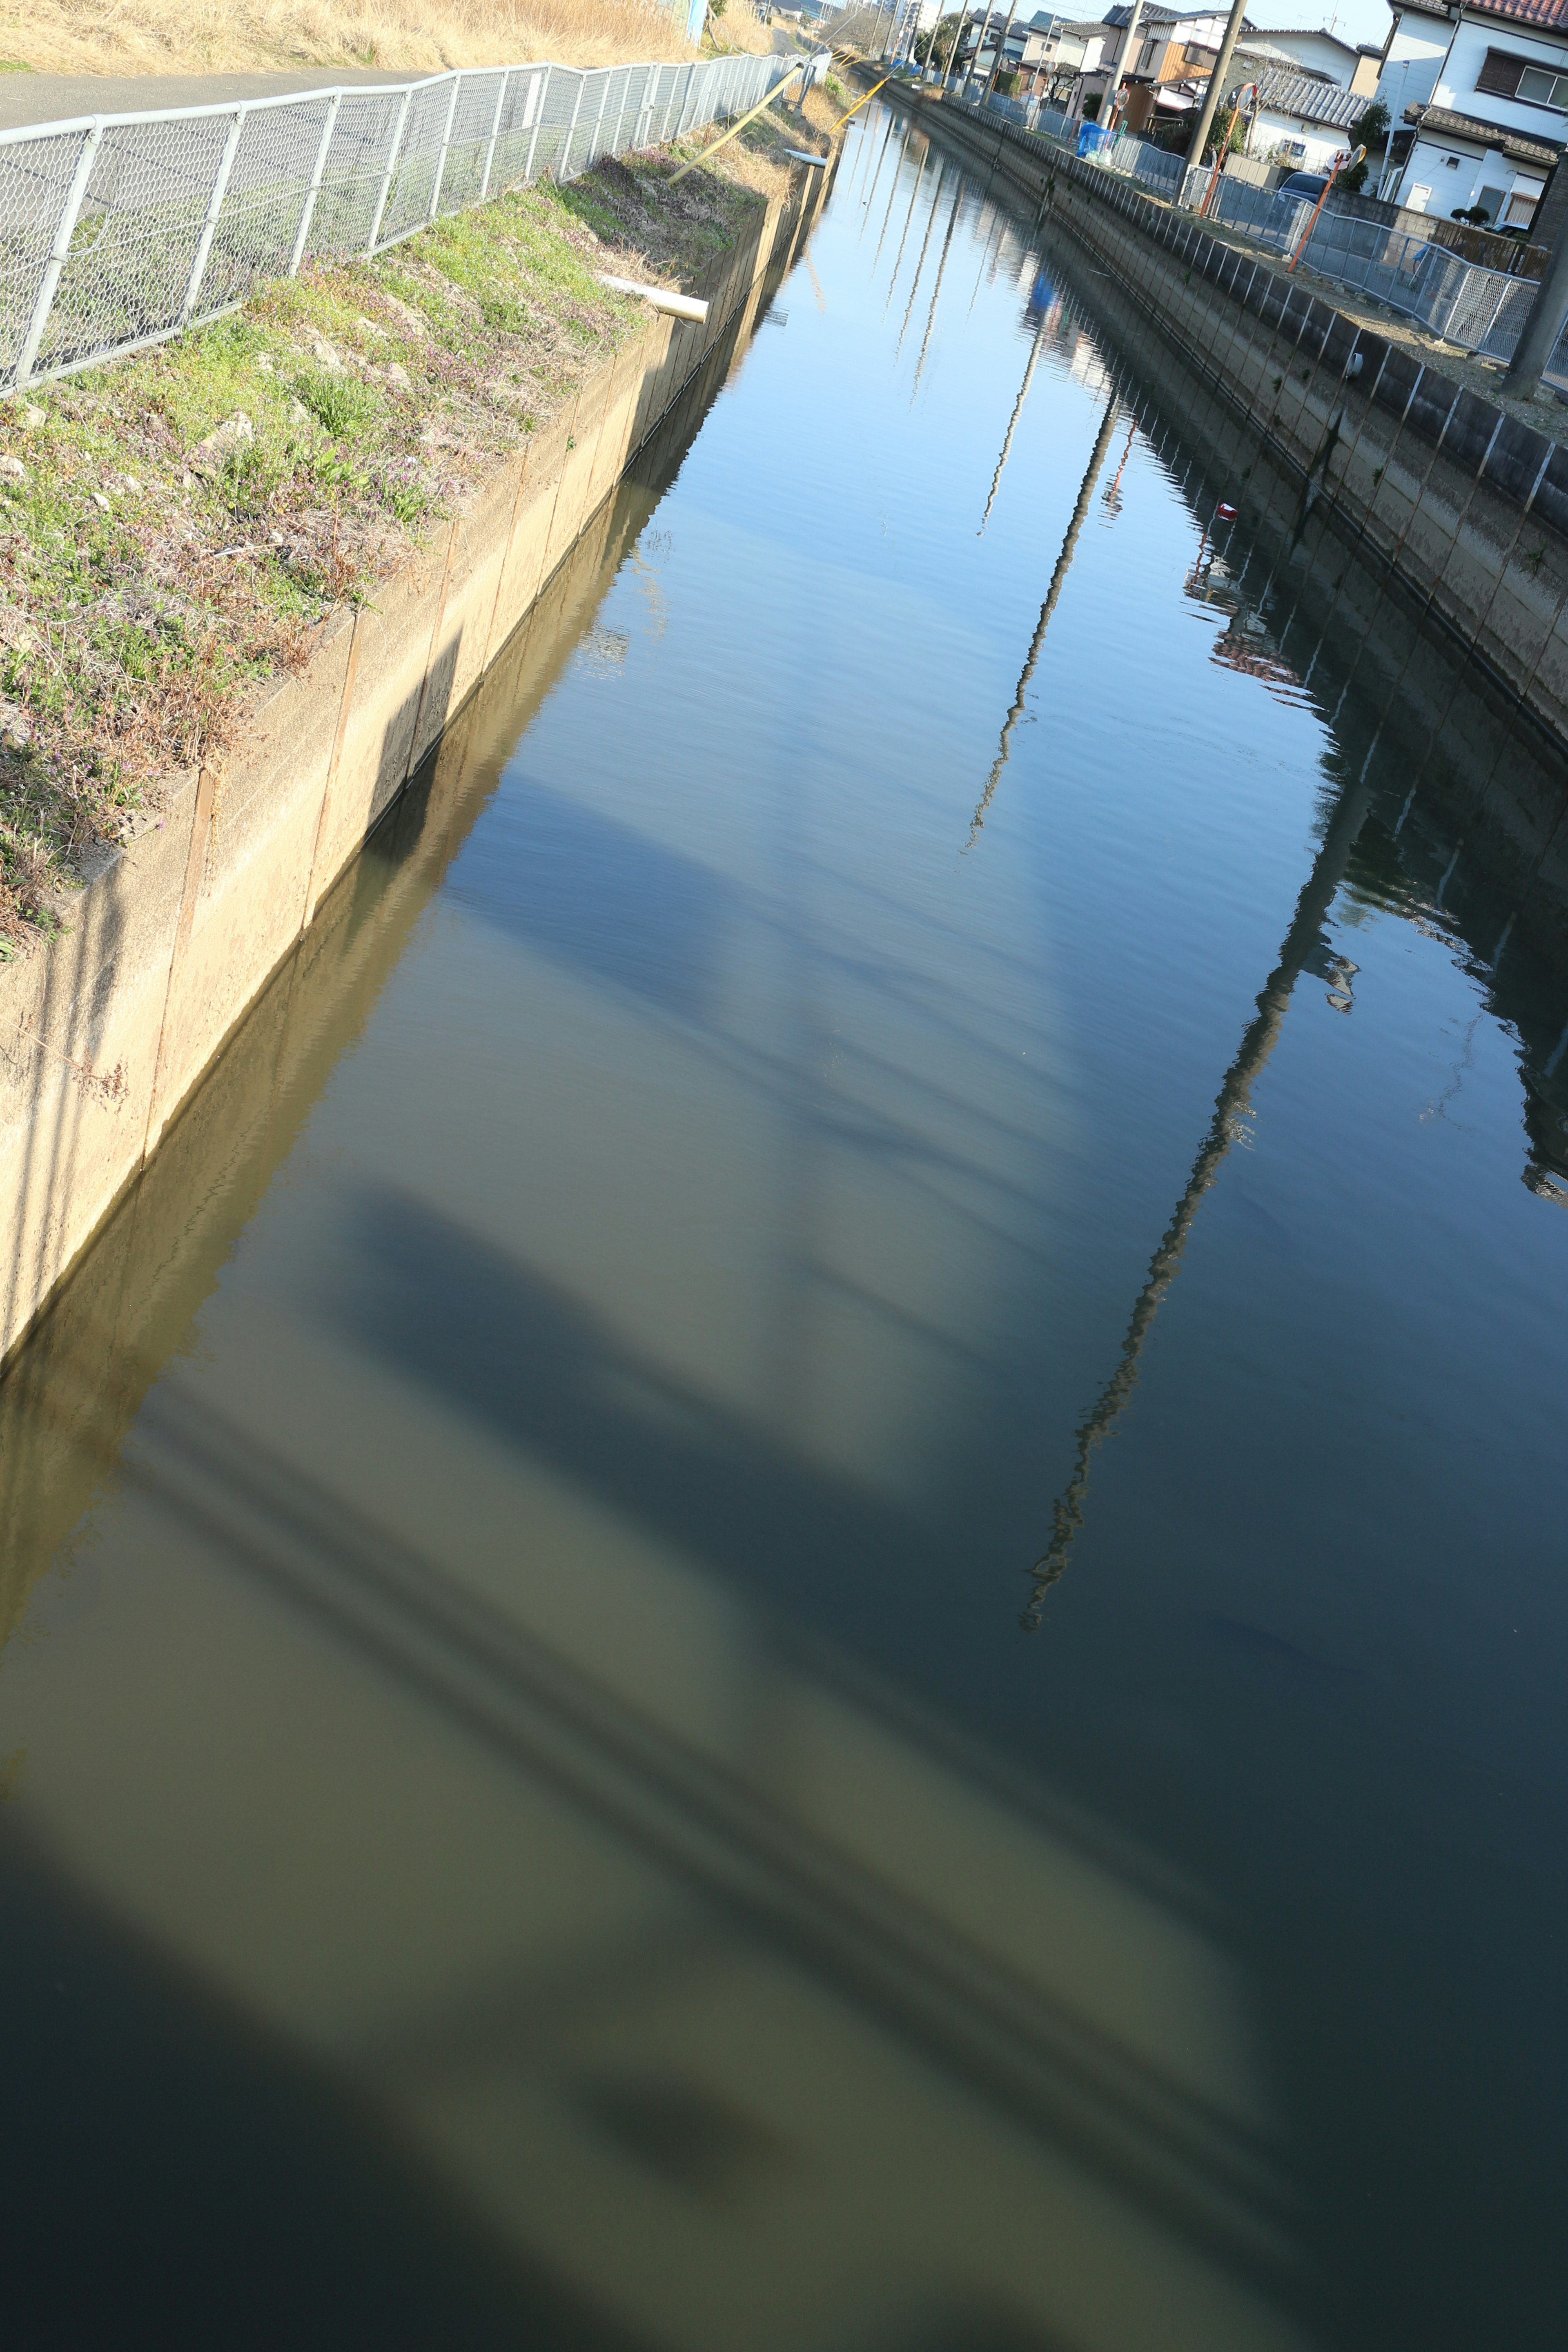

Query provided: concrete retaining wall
[0,154,833,1367]
[886,90,1568,752]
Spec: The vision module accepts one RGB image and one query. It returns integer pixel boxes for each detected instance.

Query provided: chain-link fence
[0,48,819,397]
[946,83,1568,381]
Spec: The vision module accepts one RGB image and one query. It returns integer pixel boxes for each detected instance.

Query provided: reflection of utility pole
[912,176,967,392]
[858,109,896,229]
[1100,416,1137,517]
[1022,765,1379,1627]
[873,123,911,265]
[978,309,1048,533]
[897,162,948,352]
[885,145,931,310]
[967,390,1121,846]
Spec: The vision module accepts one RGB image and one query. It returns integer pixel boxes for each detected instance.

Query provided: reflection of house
[1376,0,1568,227]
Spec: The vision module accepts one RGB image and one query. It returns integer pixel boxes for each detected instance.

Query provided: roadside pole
[1102,0,1145,134]
[1182,0,1248,174]
[1503,159,1568,395]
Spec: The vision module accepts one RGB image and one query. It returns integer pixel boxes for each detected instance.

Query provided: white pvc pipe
[597,274,708,321]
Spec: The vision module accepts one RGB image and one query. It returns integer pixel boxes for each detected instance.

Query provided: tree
[1336,100,1388,194]
[1198,95,1246,163]
[917,12,965,70]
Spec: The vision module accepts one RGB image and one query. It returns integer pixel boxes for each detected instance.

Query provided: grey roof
[1248,67,1369,126]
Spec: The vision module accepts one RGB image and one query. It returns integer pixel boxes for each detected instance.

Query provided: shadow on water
[2,106,1568,2352]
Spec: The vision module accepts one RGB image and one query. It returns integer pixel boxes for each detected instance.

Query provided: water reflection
[0,97,1566,2352]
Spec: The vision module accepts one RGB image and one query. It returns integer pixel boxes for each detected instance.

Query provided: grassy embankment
[0,0,773,78]
[0,75,836,953]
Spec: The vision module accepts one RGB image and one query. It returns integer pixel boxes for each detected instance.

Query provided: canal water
[1,103,1564,2352]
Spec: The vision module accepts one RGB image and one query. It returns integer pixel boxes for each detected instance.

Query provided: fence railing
[0,48,813,398]
[949,84,1568,383]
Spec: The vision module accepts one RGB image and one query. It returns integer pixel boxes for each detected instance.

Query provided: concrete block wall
[0,149,835,1368]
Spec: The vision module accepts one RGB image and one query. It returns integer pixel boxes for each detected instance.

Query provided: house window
[1507,189,1539,225]
[1475,47,1528,96]
[1477,181,1507,220]
[1518,63,1568,108]
[1480,48,1568,110]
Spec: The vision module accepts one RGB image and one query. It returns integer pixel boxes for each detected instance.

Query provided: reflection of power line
[1023,768,1378,1626]
[978,310,1048,535]
[967,390,1121,849]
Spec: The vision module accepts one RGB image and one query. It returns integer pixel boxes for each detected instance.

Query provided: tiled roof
[1405,99,1564,161]
[1450,0,1568,24]
[1250,67,1368,127]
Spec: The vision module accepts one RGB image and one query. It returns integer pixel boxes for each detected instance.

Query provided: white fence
[0,49,808,398]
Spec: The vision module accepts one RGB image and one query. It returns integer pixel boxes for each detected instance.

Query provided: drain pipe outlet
[597,275,708,322]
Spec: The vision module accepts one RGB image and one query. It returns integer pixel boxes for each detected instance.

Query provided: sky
[1243,0,1396,50]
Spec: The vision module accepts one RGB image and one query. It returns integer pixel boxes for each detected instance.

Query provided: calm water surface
[1,105,1565,2351]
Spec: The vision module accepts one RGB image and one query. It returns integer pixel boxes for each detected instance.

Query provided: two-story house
[1249,27,1384,90]
[1081,5,1253,120]
[1376,2,1568,229]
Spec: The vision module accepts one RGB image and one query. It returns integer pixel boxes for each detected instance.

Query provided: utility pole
[1503,160,1568,395]
[959,2,998,98]
[1102,0,1146,131]
[981,0,1021,102]
[1183,0,1248,172]
[938,6,969,89]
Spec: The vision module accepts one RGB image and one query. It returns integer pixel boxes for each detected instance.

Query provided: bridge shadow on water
[6,122,1568,2352]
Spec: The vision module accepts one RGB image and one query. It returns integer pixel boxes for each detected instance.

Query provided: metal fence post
[586,71,611,171]
[179,106,247,327]
[478,69,508,203]
[289,89,342,275]
[522,68,549,183]
[14,121,102,389]
[366,87,414,254]
[428,72,463,221]
[558,74,586,181]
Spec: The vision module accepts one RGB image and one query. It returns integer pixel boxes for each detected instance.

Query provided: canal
[0,100,1564,2352]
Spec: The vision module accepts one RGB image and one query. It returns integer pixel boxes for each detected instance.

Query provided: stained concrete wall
[0,152,833,1367]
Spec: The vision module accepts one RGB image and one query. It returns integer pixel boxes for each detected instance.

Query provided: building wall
[1258,30,1361,85]
[1251,105,1352,172]
[1380,9,1566,221]
[1377,4,1452,127]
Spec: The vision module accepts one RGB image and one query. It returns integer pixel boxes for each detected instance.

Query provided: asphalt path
[0,66,443,136]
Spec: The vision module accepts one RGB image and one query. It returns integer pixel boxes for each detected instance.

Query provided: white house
[1244,66,1371,169]
[1247,26,1383,92]
[1376,2,1568,228]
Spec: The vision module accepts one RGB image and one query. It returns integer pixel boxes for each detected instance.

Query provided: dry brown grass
[0,0,772,77]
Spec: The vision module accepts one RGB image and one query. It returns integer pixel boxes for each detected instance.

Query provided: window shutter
[1476,47,1526,96]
